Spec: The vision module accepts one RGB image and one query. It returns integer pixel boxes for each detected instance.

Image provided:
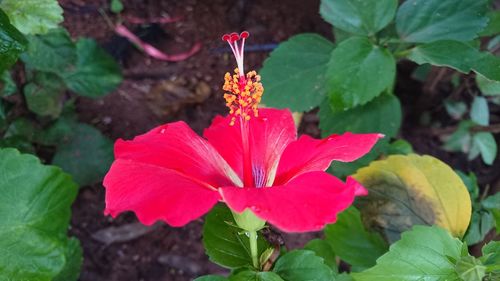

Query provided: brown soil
[58,0,499,280]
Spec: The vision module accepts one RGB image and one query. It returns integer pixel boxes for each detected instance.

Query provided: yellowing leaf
[353,154,471,243]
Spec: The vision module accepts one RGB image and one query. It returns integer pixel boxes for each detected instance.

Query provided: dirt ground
[58,0,499,280]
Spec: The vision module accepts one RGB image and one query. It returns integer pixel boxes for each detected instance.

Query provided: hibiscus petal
[104,159,220,226]
[204,108,297,187]
[115,121,241,187]
[274,133,383,185]
[220,171,360,232]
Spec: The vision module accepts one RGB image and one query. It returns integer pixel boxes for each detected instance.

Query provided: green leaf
[230,271,284,281]
[203,204,270,269]
[319,94,401,137]
[194,276,228,281]
[480,10,500,37]
[327,37,395,110]
[443,120,474,153]
[273,250,335,281]
[0,70,17,96]
[444,100,467,119]
[407,40,500,81]
[456,170,479,200]
[471,132,497,165]
[0,148,79,280]
[482,193,500,211]
[476,74,500,96]
[324,207,388,271]
[4,117,36,140]
[110,0,124,14]
[353,154,472,242]
[464,211,495,245]
[470,96,489,126]
[0,9,27,72]
[53,238,83,281]
[52,122,114,186]
[352,226,463,281]
[34,117,75,146]
[319,0,397,36]
[63,38,122,97]
[455,255,486,281]
[0,135,35,154]
[395,0,489,43]
[261,34,334,112]
[23,72,65,118]
[304,239,338,271]
[319,94,401,178]
[21,28,76,73]
[386,139,413,155]
[0,0,63,35]
[481,241,499,266]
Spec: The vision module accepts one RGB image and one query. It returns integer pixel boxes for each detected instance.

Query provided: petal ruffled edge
[220,171,363,232]
[274,133,383,185]
[104,159,221,227]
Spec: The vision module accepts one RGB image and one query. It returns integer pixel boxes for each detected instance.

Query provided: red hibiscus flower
[104,32,382,233]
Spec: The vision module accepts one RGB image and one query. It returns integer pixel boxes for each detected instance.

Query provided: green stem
[249,230,259,269]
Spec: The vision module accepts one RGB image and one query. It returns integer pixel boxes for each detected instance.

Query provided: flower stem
[249,230,259,269]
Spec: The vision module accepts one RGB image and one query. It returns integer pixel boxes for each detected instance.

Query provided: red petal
[115,121,241,187]
[204,108,297,187]
[221,171,358,232]
[274,133,382,185]
[104,159,220,226]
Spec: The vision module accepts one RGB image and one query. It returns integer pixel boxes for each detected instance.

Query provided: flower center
[222,32,264,126]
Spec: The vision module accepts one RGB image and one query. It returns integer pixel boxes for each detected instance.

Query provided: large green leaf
[230,271,284,281]
[352,226,463,281]
[324,207,388,271]
[21,28,76,73]
[480,10,500,37]
[0,0,63,35]
[407,40,500,81]
[327,37,395,110]
[63,38,123,97]
[52,122,114,186]
[353,154,472,243]
[319,0,397,36]
[261,34,334,112]
[273,250,335,281]
[319,94,401,137]
[0,9,27,72]
[202,204,270,269]
[0,148,79,280]
[53,238,83,281]
[395,0,489,43]
[319,94,401,178]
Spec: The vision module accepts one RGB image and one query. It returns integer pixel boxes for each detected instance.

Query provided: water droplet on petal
[160,128,166,134]
[252,206,261,212]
